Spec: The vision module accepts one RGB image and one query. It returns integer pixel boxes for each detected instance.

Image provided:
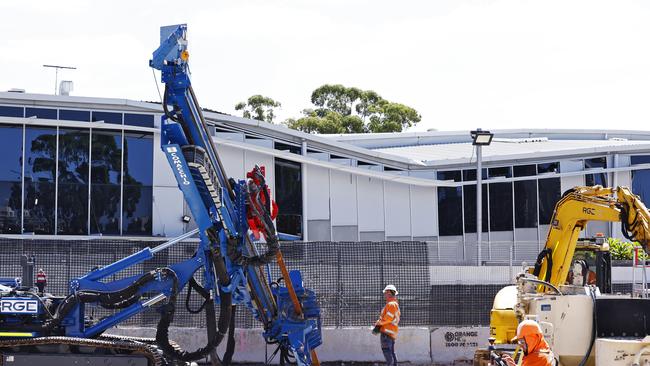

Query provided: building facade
[2,91,650,264]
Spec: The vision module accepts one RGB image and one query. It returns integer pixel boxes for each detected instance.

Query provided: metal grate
[1,237,641,329]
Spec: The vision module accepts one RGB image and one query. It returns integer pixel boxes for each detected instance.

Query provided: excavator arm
[533,186,650,289]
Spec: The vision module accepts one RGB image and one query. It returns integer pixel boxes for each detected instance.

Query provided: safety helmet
[512,319,543,342]
[383,284,398,295]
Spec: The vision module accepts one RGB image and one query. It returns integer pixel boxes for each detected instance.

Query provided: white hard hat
[383,285,398,295]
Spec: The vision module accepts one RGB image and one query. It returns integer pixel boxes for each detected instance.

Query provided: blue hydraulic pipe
[82,230,198,282]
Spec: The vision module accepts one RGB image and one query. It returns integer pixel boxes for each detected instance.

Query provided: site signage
[430,326,489,363]
[0,298,39,314]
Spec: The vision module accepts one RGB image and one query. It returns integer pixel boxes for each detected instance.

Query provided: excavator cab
[571,236,612,293]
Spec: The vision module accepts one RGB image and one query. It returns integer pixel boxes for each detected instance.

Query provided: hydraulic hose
[1,271,159,333]
[577,287,597,366]
[519,277,563,296]
[532,248,554,283]
[156,254,233,362]
[222,305,237,365]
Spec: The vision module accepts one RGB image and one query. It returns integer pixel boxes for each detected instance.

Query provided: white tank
[595,338,650,366]
[528,291,594,366]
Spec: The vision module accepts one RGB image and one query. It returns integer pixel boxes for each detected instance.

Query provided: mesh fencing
[0,237,641,329]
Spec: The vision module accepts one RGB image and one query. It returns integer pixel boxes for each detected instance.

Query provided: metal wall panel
[411,185,437,237]
[357,177,384,232]
[305,165,330,220]
[330,171,357,226]
[384,181,411,237]
[152,186,184,237]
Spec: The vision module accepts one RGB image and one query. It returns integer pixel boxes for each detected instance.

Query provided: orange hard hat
[511,319,543,342]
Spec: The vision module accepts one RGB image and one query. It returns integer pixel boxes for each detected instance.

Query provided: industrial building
[2,90,650,265]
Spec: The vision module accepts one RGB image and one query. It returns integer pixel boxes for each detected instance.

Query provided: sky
[1,0,650,132]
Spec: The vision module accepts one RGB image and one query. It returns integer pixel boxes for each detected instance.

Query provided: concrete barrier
[318,327,431,363]
[110,326,486,364]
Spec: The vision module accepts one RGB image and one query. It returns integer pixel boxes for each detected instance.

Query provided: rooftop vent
[8,88,25,93]
[59,81,73,96]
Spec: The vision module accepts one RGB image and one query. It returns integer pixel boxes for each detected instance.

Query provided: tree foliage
[235,95,281,123]
[285,84,421,134]
[608,237,647,260]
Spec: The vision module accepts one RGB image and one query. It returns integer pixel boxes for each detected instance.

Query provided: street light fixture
[471,129,493,266]
[471,130,494,146]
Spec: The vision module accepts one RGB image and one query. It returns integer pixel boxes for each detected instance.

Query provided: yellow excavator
[476,186,650,366]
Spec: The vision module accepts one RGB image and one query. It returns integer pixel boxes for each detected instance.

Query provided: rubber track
[0,335,163,366]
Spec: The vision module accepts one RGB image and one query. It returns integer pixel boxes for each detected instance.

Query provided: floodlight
[470,130,493,146]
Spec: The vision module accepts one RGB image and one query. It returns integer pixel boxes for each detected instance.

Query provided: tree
[285,84,421,134]
[311,84,361,116]
[367,101,421,133]
[235,95,281,123]
[285,109,365,134]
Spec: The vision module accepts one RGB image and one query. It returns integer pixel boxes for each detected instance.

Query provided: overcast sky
[2,0,650,132]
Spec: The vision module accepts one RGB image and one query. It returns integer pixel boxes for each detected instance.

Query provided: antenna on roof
[43,65,76,95]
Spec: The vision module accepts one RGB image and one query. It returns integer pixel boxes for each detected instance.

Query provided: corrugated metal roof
[374,138,650,167]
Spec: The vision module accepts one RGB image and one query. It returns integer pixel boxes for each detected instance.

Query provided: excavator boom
[533,186,650,288]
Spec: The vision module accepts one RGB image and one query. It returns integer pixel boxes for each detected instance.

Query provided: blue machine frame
[52,23,321,366]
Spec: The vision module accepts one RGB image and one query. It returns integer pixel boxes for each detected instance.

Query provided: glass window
[23,126,57,234]
[488,167,513,231]
[0,124,23,182]
[90,130,122,235]
[437,170,463,236]
[92,111,122,125]
[275,158,303,237]
[538,178,561,225]
[0,106,24,117]
[585,157,607,187]
[514,165,537,228]
[59,109,91,122]
[25,107,57,119]
[123,185,152,235]
[0,124,23,233]
[633,169,650,208]
[122,132,153,235]
[274,142,302,155]
[462,169,488,233]
[514,164,536,177]
[122,132,153,186]
[537,162,559,174]
[631,156,650,165]
[0,182,22,233]
[124,113,155,128]
[57,128,89,235]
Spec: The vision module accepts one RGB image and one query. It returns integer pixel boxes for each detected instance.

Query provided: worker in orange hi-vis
[500,319,556,366]
[372,285,400,366]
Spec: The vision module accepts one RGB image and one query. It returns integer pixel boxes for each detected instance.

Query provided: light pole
[471,129,493,266]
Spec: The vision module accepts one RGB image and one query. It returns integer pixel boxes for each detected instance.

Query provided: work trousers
[380,333,397,366]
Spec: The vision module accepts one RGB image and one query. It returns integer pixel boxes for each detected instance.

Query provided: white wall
[384,181,412,238]
[244,150,275,198]
[411,185,438,237]
[330,171,358,226]
[218,144,245,181]
[152,187,184,237]
[357,177,385,232]
[305,165,330,221]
